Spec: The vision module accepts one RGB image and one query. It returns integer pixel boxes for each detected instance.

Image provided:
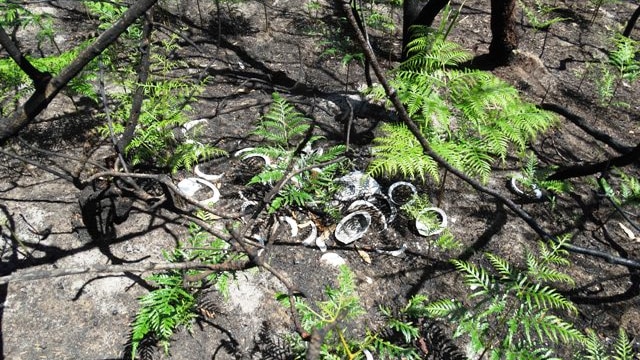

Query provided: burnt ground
[0,0,639,359]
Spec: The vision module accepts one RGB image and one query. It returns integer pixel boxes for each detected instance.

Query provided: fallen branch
[341,0,640,269]
[539,102,633,155]
[0,259,251,285]
[547,142,640,181]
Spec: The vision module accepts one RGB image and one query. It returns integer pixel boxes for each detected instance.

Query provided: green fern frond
[451,259,492,296]
[582,328,609,360]
[525,242,573,285]
[529,313,585,345]
[169,143,227,173]
[130,272,197,359]
[486,252,515,280]
[437,140,493,183]
[613,328,634,360]
[369,26,557,184]
[540,237,572,267]
[518,283,577,313]
[424,298,465,318]
[368,123,440,182]
[248,169,286,185]
[254,92,310,146]
[403,34,472,71]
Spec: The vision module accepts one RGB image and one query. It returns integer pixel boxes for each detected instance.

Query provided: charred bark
[402,0,448,58]
[488,0,518,65]
[623,4,640,38]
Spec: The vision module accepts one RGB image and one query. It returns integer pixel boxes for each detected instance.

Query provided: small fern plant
[599,169,640,210]
[278,265,422,359]
[89,2,224,173]
[424,235,587,359]
[367,15,557,184]
[129,214,243,358]
[592,33,640,107]
[401,194,462,250]
[96,34,226,172]
[579,327,637,360]
[515,153,572,208]
[246,93,346,213]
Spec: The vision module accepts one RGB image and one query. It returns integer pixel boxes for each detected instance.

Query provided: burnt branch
[0,0,159,145]
[547,142,640,181]
[117,11,154,155]
[0,26,51,91]
[540,102,633,154]
[0,259,251,285]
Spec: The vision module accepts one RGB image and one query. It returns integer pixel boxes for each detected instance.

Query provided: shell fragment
[415,207,447,236]
[334,210,371,244]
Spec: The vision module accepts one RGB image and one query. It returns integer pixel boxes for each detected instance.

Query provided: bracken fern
[367,20,557,183]
[424,235,587,358]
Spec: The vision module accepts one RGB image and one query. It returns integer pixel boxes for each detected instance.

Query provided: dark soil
[1,0,639,359]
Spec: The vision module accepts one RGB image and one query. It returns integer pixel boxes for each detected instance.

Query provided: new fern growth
[247,93,346,213]
[89,2,225,173]
[424,235,587,359]
[367,19,557,184]
[129,214,244,358]
[278,266,424,359]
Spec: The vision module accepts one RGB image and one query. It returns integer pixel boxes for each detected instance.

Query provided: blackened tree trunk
[402,0,448,58]
[488,0,518,65]
[623,4,640,38]
[403,0,519,66]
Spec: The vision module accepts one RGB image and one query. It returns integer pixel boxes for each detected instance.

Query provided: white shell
[334,171,381,201]
[376,243,407,257]
[299,221,318,246]
[183,118,208,132]
[279,216,299,237]
[234,148,271,167]
[388,181,418,206]
[177,177,220,205]
[177,178,202,197]
[415,207,447,236]
[334,211,371,244]
[320,252,347,267]
[367,193,397,224]
[363,349,374,360]
[194,165,224,181]
[316,237,327,252]
[234,147,255,157]
[509,174,543,199]
[347,200,387,231]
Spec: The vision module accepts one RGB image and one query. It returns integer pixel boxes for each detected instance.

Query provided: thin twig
[0,259,251,285]
[0,147,75,183]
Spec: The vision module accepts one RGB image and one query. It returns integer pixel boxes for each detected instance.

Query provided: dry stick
[97,58,130,173]
[0,26,51,91]
[340,0,640,269]
[116,11,154,157]
[0,259,251,285]
[0,0,159,143]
